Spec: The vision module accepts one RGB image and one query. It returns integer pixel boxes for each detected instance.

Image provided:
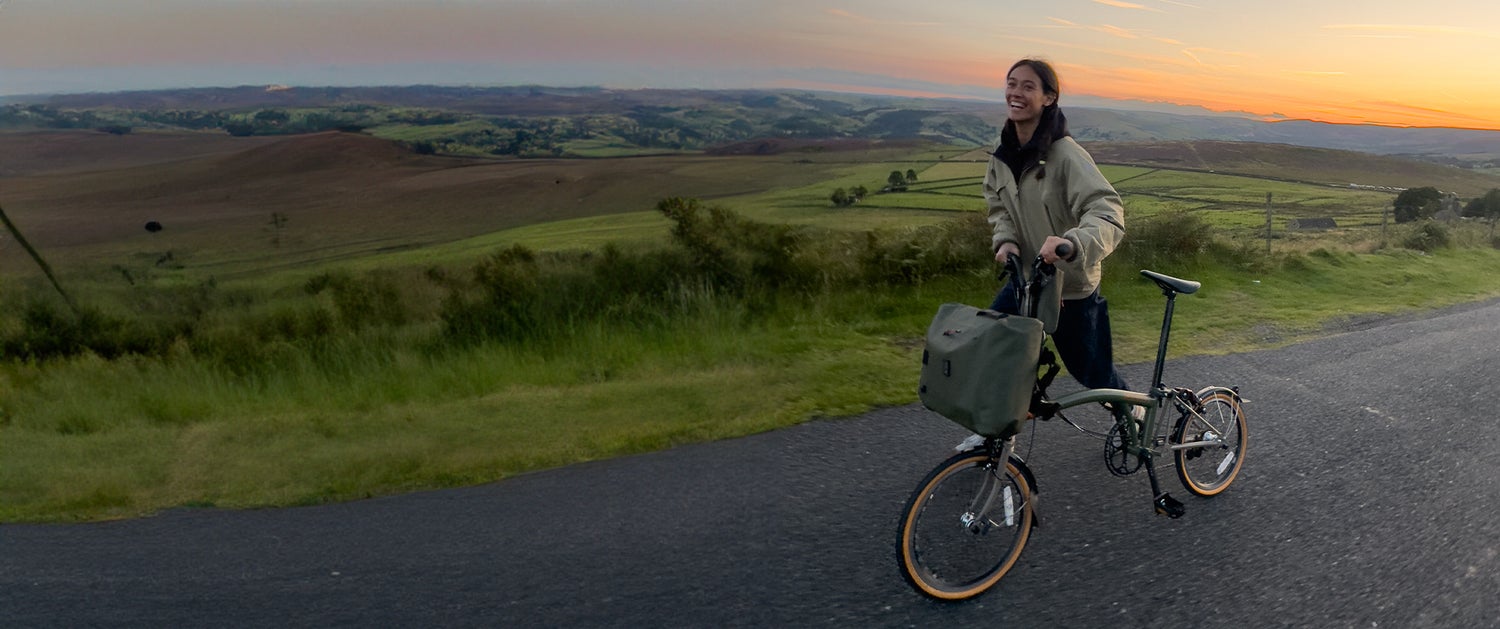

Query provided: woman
[982,58,1134,399]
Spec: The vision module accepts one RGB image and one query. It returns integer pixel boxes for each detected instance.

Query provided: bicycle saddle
[1140,270,1200,295]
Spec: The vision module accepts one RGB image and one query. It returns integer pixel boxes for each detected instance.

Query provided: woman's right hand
[994,242,1020,263]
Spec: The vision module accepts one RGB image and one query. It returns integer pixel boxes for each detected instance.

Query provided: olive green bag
[918,303,1044,438]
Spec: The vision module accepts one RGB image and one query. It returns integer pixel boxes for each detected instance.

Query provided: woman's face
[1005,65,1055,126]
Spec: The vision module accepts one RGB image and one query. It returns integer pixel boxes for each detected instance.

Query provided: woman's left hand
[1039,236,1073,264]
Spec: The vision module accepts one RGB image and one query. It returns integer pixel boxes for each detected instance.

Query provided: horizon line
[8,81,1500,134]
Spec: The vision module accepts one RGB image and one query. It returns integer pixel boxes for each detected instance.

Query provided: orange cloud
[1096,24,1140,39]
[1091,0,1162,11]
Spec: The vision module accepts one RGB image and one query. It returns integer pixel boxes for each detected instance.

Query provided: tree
[1463,188,1500,238]
[1393,186,1442,223]
[905,168,918,183]
[887,170,907,191]
[253,109,290,125]
[851,185,869,201]
[830,188,850,207]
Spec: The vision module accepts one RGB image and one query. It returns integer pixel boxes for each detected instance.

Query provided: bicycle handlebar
[1003,241,1072,275]
[997,240,1075,319]
[1002,241,1071,283]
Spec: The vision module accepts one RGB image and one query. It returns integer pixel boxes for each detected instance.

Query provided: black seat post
[1150,289,1178,390]
[1140,269,1200,390]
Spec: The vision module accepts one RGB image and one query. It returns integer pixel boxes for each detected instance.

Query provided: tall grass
[0,200,994,520]
[4,203,1500,521]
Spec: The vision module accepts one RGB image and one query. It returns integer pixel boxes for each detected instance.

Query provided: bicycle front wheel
[1173,389,1248,496]
[896,450,1033,600]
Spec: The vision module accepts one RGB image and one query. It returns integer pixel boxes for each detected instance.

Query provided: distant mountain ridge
[8,85,1500,164]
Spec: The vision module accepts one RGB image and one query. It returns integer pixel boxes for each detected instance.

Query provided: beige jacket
[982,136,1125,300]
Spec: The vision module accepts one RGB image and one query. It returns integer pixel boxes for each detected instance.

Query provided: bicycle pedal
[1153,493,1186,519]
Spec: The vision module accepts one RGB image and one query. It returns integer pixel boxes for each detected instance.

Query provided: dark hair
[1010,59,1060,98]
[1005,58,1070,179]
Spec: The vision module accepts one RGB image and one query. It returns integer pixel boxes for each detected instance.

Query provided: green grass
[352,212,678,270]
[6,239,1500,522]
[1100,165,1157,181]
[920,160,984,181]
[859,191,980,212]
[560,138,694,157]
[0,286,926,520]
[5,140,1500,522]
[366,119,497,142]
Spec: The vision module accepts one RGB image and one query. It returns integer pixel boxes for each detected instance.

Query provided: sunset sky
[2,0,1498,130]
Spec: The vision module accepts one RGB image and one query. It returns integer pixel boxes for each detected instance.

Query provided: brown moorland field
[0,130,282,177]
[0,130,934,277]
[6,131,1498,283]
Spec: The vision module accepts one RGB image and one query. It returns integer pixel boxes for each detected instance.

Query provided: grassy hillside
[0,131,950,280]
[5,129,1500,522]
[5,130,1498,287]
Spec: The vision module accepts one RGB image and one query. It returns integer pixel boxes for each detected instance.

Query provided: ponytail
[1032,105,1070,180]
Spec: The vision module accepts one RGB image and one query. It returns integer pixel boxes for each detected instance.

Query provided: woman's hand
[1039,236,1073,264]
[994,242,1021,263]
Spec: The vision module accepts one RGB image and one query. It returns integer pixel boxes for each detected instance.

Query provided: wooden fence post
[1264,192,1273,256]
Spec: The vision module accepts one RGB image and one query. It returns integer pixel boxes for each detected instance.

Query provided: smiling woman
[983,58,1136,402]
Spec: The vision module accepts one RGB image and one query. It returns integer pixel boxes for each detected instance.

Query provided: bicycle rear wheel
[897,450,1033,600]
[1173,389,1247,496]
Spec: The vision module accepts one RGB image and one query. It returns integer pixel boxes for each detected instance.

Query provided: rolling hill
[14,85,1500,163]
[3,123,1497,285]
[0,130,935,275]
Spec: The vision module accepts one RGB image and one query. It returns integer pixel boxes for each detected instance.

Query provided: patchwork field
[5,127,1500,522]
[7,130,1499,288]
[0,131,945,281]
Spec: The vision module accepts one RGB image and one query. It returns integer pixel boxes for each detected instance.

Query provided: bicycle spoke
[1189,410,1230,438]
[1173,392,1246,497]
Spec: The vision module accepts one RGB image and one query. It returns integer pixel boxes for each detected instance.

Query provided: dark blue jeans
[990,284,1130,391]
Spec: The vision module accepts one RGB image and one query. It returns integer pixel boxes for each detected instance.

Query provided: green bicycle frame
[1034,269,1197,460]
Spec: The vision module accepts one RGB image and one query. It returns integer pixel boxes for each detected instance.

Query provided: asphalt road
[4,298,1500,628]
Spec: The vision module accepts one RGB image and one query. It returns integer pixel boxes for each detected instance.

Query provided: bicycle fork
[967,437,1040,532]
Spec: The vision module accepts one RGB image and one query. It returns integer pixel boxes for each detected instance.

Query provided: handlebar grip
[1054,241,1073,261]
